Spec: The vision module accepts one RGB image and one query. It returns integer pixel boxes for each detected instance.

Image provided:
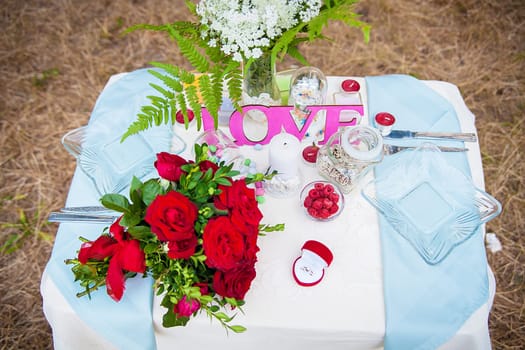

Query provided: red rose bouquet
[66,144,284,332]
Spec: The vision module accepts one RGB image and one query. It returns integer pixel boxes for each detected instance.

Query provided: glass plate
[63,123,185,196]
[61,69,187,195]
[361,143,501,264]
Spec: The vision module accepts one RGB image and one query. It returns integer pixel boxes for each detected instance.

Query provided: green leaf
[163,310,190,328]
[127,225,152,239]
[120,212,142,227]
[144,242,159,254]
[142,180,164,206]
[100,194,130,213]
[130,176,143,194]
[214,312,233,322]
[229,325,247,333]
[215,177,232,186]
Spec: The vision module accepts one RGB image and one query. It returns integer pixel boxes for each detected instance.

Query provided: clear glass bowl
[361,143,501,264]
[300,181,345,221]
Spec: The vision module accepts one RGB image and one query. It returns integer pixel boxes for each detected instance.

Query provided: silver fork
[383,144,468,155]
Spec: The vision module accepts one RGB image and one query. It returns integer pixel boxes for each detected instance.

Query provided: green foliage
[32,68,60,88]
[1,198,53,254]
[122,0,369,139]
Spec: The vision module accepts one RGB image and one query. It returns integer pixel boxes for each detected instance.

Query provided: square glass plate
[361,143,501,264]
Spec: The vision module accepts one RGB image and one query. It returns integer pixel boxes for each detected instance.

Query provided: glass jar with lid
[316,126,384,193]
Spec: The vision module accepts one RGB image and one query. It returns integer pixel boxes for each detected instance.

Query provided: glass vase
[242,52,282,122]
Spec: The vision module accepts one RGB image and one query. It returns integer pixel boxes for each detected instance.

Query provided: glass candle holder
[194,129,243,168]
[289,66,328,110]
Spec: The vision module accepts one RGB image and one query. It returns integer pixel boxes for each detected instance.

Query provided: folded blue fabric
[365,74,489,350]
[44,68,160,350]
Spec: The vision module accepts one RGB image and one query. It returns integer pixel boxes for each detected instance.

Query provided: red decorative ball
[302,144,320,164]
[175,109,195,124]
[341,79,361,93]
[374,112,396,126]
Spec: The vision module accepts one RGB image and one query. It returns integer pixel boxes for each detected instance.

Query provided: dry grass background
[0,0,523,349]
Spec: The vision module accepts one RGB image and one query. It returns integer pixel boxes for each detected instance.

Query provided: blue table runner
[365,74,489,350]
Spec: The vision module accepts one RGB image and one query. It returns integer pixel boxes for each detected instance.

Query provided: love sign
[199,104,363,146]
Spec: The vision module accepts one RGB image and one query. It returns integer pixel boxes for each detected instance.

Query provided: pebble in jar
[316,126,384,194]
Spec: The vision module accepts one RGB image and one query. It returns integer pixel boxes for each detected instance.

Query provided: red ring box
[292,240,334,287]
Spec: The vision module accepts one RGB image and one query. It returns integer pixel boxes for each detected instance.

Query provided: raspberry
[303,196,313,208]
[307,207,318,218]
[329,193,340,202]
[329,204,339,214]
[312,199,324,210]
[322,198,333,209]
[319,208,331,219]
[308,189,320,199]
[323,185,334,196]
[314,182,325,191]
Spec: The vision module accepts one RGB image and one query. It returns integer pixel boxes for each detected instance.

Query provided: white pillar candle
[269,132,301,180]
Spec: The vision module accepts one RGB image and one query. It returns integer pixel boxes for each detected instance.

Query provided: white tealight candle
[269,132,301,180]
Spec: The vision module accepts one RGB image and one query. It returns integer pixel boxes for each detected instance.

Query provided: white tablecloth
[41,75,494,350]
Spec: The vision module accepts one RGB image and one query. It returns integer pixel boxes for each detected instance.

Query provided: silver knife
[48,212,118,224]
[60,206,116,214]
[386,130,477,142]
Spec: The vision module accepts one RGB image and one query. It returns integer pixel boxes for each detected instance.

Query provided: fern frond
[271,25,305,67]
[149,83,175,100]
[205,45,226,65]
[185,84,203,130]
[123,23,170,35]
[175,92,190,128]
[198,74,220,129]
[149,62,195,85]
[224,64,243,108]
[121,113,155,141]
[185,0,197,16]
[210,67,225,111]
[286,46,309,66]
[123,21,198,37]
[148,69,183,92]
[166,25,209,72]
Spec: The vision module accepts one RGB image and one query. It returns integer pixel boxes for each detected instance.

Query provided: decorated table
[41,69,499,350]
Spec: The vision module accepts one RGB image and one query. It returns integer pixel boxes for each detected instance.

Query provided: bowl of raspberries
[300,181,344,221]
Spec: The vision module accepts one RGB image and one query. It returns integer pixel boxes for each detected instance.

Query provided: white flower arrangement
[197,0,322,61]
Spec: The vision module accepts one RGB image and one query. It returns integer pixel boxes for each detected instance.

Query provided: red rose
[145,191,199,259]
[155,152,189,181]
[77,218,146,301]
[214,179,263,230]
[198,160,219,175]
[212,265,256,300]
[203,216,259,271]
[166,235,198,259]
[174,296,200,317]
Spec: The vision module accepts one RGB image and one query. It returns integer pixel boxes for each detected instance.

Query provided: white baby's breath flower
[196,0,322,61]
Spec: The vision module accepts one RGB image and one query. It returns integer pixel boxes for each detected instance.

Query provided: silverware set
[383,144,468,155]
[48,207,119,224]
